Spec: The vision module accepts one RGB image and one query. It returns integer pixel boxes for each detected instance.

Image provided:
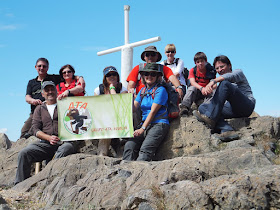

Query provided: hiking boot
[218,131,240,142]
[179,104,189,116]
[193,110,216,129]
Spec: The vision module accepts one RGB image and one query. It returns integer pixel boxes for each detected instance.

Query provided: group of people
[15,44,255,185]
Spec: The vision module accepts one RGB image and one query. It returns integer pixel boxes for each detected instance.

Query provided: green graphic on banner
[57,93,134,141]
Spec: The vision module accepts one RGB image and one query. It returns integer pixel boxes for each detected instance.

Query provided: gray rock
[0,133,12,150]
[0,115,279,209]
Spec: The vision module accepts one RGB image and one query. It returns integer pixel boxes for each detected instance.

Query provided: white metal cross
[97,5,161,86]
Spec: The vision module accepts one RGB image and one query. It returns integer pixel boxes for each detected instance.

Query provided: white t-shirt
[94,85,127,95]
[160,58,186,86]
[46,104,57,120]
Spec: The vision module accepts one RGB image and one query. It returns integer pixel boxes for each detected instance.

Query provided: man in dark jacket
[15,81,78,184]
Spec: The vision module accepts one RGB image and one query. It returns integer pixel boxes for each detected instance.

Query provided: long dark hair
[102,66,122,94]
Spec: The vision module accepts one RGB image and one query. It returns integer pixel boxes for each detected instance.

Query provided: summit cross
[97,5,161,85]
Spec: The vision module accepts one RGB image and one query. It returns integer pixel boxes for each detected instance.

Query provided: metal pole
[124,5,130,45]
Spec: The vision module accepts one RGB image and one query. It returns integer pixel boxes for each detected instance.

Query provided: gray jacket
[222,69,255,105]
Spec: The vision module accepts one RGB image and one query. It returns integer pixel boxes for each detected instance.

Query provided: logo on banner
[63,102,92,135]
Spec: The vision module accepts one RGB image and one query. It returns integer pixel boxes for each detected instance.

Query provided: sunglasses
[142,72,158,77]
[145,52,156,57]
[37,65,48,68]
[166,51,175,53]
[62,70,73,74]
[106,72,118,77]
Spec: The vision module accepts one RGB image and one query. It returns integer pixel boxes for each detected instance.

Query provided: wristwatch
[141,126,146,131]
[176,85,183,89]
[210,79,217,84]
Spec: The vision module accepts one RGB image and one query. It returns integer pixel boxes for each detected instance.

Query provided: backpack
[140,82,179,120]
[163,58,191,87]
[193,63,216,81]
[99,83,122,95]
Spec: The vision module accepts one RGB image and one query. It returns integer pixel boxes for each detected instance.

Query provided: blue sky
[1,0,279,142]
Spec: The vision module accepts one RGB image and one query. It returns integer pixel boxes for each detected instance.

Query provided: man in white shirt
[15,81,78,184]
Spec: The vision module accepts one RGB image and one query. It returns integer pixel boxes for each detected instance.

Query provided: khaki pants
[98,139,111,156]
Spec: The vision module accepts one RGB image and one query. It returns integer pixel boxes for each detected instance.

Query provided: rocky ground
[0,114,279,209]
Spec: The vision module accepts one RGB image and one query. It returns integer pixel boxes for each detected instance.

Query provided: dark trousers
[15,141,78,184]
[123,123,169,161]
[20,113,33,138]
[199,81,255,133]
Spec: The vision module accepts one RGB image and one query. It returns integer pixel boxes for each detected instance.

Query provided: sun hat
[139,63,163,75]
[140,46,162,62]
[41,81,56,90]
[103,66,118,76]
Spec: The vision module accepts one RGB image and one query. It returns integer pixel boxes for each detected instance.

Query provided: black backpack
[193,63,216,81]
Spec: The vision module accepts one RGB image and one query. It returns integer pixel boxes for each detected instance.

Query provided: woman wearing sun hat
[123,63,170,161]
[94,66,127,156]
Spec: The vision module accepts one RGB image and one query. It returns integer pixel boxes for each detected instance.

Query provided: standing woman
[123,63,170,161]
[94,66,127,156]
[161,44,187,95]
[57,64,85,100]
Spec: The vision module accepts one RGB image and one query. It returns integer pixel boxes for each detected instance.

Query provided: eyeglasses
[62,70,73,74]
[106,72,118,77]
[166,51,175,53]
[142,72,158,77]
[145,52,156,57]
[37,65,48,68]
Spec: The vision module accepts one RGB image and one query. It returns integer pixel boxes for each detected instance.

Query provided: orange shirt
[127,64,174,94]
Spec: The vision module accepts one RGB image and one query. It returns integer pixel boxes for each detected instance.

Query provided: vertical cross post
[97,5,161,86]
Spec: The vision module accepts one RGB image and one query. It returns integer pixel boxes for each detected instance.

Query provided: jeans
[123,123,170,161]
[198,81,255,133]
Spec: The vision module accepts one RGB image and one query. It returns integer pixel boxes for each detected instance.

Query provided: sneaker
[179,104,189,116]
[218,131,240,142]
[193,110,216,129]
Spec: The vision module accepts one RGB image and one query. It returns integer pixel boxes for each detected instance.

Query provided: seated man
[193,55,256,142]
[15,81,78,184]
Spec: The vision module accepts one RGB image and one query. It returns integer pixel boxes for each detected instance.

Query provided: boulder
[0,133,12,150]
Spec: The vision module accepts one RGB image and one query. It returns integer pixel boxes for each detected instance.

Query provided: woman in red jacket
[56,64,85,100]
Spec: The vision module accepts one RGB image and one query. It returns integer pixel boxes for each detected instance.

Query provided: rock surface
[0,115,279,209]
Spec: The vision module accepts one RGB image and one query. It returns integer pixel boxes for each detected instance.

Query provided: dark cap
[139,63,163,75]
[103,66,118,76]
[141,46,162,62]
[41,81,56,90]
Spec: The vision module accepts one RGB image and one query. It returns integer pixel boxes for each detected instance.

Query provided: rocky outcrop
[0,115,279,209]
